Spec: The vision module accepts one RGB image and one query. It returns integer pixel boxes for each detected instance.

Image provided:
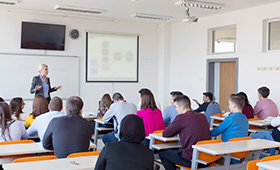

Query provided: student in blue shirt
[210,94,249,142]
[163,91,183,127]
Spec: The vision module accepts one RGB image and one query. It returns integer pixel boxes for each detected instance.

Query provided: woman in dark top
[237,92,254,119]
[95,115,154,170]
[30,64,61,103]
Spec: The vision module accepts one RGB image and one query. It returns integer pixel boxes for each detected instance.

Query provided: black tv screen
[21,22,66,51]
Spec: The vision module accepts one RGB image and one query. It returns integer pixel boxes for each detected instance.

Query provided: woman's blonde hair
[37,64,48,73]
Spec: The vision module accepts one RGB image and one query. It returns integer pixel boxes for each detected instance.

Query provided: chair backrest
[213,113,224,124]
[248,118,263,129]
[247,159,261,170]
[67,151,101,158]
[0,140,35,145]
[196,139,223,163]
[12,156,58,163]
[261,155,280,162]
[205,102,222,124]
[229,136,252,158]
[153,130,173,144]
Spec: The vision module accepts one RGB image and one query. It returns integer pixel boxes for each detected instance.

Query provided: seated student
[254,86,278,119]
[0,102,28,142]
[95,115,154,170]
[137,88,161,111]
[193,92,214,112]
[159,95,210,170]
[25,94,49,128]
[97,93,112,119]
[102,92,137,144]
[43,96,94,158]
[27,97,65,141]
[137,91,165,137]
[163,91,183,127]
[9,97,25,121]
[271,116,280,142]
[210,94,249,142]
[237,92,254,119]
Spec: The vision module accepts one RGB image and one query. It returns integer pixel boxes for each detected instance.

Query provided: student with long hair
[137,91,165,137]
[24,94,49,128]
[9,97,25,121]
[97,94,112,118]
[237,92,254,119]
[0,102,28,142]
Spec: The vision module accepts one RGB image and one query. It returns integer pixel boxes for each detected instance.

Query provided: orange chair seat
[13,156,58,163]
[67,151,101,158]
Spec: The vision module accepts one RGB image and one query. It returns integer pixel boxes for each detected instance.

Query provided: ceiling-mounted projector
[182,16,198,23]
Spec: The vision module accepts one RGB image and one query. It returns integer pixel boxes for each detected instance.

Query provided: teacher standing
[30,64,62,103]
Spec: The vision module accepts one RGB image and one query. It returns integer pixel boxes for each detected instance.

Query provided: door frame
[206,58,239,95]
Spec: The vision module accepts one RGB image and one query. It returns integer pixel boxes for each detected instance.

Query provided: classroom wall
[170,2,280,109]
[0,10,160,114]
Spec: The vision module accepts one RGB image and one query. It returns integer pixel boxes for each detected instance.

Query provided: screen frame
[85,32,139,83]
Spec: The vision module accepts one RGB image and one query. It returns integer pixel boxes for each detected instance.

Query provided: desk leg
[149,137,155,150]
[93,122,99,151]
[224,154,230,170]
[191,148,199,170]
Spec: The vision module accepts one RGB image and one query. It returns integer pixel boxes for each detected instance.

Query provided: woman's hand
[35,85,41,91]
[55,86,62,90]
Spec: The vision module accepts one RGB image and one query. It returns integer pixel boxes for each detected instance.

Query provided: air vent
[0,0,17,5]
[54,5,104,14]
[131,13,172,21]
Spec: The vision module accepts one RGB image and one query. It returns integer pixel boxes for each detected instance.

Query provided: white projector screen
[86,32,139,82]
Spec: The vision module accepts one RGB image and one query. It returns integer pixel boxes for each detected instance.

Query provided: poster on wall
[86,31,139,82]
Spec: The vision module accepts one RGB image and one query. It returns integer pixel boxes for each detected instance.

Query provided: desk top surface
[3,155,98,170]
[0,142,51,156]
[257,160,280,170]
[192,139,280,155]
[149,133,179,142]
[0,142,96,156]
[210,116,271,126]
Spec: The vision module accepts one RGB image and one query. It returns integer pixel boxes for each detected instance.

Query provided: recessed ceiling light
[131,13,172,21]
[54,5,105,14]
[131,0,143,2]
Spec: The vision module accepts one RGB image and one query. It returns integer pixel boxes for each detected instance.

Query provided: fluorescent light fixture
[175,0,224,10]
[54,5,105,14]
[131,13,172,21]
[0,0,18,5]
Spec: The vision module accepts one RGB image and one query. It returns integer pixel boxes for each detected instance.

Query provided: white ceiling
[1,0,280,23]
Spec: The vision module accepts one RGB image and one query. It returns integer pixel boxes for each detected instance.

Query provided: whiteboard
[0,53,79,100]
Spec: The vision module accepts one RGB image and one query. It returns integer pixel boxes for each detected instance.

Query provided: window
[209,26,236,54]
[268,21,280,50]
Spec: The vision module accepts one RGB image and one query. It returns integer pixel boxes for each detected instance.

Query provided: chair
[246,159,261,170]
[12,155,58,163]
[0,140,35,159]
[175,139,223,170]
[152,130,173,145]
[261,155,280,162]
[213,113,224,124]
[67,151,101,158]
[228,137,252,159]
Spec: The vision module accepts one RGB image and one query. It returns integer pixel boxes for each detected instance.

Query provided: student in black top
[193,92,213,112]
[43,96,94,158]
[95,114,154,170]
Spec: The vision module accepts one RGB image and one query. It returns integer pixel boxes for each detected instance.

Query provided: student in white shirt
[27,97,65,141]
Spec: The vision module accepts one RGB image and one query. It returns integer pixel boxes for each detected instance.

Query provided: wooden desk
[93,119,114,151]
[257,160,280,170]
[3,155,98,170]
[191,139,280,170]
[148,133,181,150]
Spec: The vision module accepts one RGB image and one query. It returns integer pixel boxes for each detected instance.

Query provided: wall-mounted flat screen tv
[21,22,66,51]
